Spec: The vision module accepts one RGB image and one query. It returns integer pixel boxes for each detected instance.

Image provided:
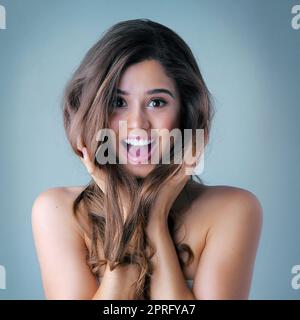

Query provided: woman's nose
[126,106,150,130]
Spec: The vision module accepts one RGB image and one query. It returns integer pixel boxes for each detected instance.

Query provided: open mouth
[121,138,156,164]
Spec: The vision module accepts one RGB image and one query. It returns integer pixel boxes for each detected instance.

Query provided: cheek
[152,109,181,130]
[108,113,120,132]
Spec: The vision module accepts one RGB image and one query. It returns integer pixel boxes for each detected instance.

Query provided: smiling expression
[108,59,181,178]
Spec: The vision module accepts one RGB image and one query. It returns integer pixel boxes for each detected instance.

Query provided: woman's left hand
[147,139,202,231]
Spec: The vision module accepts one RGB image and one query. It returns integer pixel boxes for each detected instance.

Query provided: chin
[123,163,156,179]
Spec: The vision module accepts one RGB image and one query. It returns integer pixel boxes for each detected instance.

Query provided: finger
[182,136,203,175]
[184,142,204,176]
[81,147,97,176]
[82,147,107,193]
[166,163,189,186]
[183,138,196,165]
[77,136,84,153]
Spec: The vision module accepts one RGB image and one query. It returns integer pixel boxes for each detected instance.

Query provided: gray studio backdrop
[0,0,299,299]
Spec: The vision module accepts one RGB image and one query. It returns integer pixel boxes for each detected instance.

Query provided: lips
[123,136,153,146]
[120,138,157,164]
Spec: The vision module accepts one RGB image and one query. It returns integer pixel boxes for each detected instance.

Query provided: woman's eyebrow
[116,88,175,99]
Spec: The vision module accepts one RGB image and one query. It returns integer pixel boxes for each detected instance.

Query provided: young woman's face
[109,59,181,178]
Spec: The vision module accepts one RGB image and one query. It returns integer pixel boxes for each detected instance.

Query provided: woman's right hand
[77,139,131,221]
[77,140,107,195]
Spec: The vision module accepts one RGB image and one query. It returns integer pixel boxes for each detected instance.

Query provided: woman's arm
[92,263,139,300]
[146,188,263,300]
[191,188,263,299]
[146,219,196,300]
[31,187,138,300]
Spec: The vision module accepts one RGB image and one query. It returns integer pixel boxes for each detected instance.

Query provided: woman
[31,19,263,300]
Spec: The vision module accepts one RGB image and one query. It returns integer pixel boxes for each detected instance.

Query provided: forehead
[118,59,176,93]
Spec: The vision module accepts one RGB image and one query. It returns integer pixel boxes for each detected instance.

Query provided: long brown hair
[62,18,214,299]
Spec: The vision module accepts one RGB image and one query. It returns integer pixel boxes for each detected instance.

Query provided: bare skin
[108,59,181,178]
[32,59,262,299]
[31,181,262,299]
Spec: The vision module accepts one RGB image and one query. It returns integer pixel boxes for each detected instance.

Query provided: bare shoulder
[188,182,263,235]
[31,185,98,299]
[187,183,263,299]
[32,185,85,205]
[31,185,87,239]
[208,184,262,219]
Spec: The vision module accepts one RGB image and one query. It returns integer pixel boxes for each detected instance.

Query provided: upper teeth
[124,138,153,146]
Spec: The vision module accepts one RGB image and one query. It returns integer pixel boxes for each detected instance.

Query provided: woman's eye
[149,98,167,108]
[112,97,126,108]
[112,97,167,109]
